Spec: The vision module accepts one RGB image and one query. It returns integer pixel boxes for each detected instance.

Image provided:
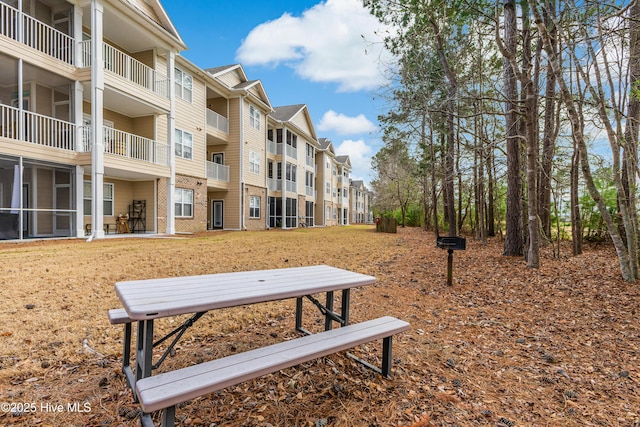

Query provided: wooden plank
[116,265,375,320]
[136,316,409,413]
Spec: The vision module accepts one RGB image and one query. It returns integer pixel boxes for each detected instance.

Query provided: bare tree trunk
[487,147,496,237]
[430,17,457,237]
[538,0,557,243]
[502,0,523,256]
[531,0,635,281]
[522,0,540,268]
[622,0,640,279]
[571,135,583,255]
[433,131,441,237]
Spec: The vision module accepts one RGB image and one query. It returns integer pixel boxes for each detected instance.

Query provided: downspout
[239,95,245,230]
[90,0,105,240]
[282,128,287,229]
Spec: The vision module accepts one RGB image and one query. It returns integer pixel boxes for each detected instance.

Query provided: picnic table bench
[110,265,410,427]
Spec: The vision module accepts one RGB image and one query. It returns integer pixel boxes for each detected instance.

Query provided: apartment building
[349,179,373,224]
[266,104,318,229]
[0,0,364,241]
[0,0,185,240]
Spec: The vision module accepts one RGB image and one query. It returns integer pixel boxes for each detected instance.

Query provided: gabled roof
[123,0,186,49]
[351,180,365,188]
[318,138,335,155]
[269,104,318,142]
[336,155,352,168]
[203,64,272,111]
[205,64,246,80]
[271,104,306,122]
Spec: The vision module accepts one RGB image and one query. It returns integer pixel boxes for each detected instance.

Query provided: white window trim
[249,151,260,174]
[249,196,261,219]
[249,105,260,130]
[175,67,193,103]
[175,128,193,160]
[175,188,194,218]
[83,180,114,216]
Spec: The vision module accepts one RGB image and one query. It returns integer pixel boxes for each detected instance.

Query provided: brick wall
[244,184,267,231]
[175,174,208,233]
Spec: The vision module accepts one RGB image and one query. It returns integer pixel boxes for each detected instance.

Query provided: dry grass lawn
[0,226,638,426]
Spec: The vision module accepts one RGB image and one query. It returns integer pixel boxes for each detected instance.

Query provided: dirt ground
[0,226,638,427]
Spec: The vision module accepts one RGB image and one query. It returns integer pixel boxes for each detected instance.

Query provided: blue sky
[161,0,393,186]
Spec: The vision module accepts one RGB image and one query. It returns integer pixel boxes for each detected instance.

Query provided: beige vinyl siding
[243,101,265,189]
[131,49,155,68]
[83,178,156,233]
[156,114,168,144]
[175,68,206,179]
[207,97,227,116]
[223,97,242,229]
[292,114,313,138]
[126,0,163,28]
[216,70,243,88]
[133,116,156,140]
[34,84,52,116]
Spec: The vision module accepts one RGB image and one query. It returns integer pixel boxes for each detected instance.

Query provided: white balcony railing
[80,41,169,98]
[268,178,281,191]
[82,126,168,166]
[285,144,297,159]
[268,140,282,155]
[206,160,230,182]
[206,109,229,133]
[1,104,76,151]
[0,3,74,64]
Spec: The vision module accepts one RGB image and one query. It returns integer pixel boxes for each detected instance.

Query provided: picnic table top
[116,265,376,320]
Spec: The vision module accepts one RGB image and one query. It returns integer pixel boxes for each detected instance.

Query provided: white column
[73,4,83,67]
[76,165,85,237]
[166,50,176,235]
[281,128,287,230]
[91,0,105,238]
[17,58,23,141]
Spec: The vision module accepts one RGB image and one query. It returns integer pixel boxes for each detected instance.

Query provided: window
[249,105,260,130]
[175,188,193,217]
[326,182,330,194]
[249,151,260,174]
[250,196,260,218]
[175,129,193,160]
[175,68,193,102]
[286,131,297,148]
[306,143,314,158]
[83,181,114,216]
[305,171,314,187]
[285,163,297,181]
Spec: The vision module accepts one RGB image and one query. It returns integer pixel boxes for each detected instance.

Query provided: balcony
[285,180,296,193]
[268,139,282,155]
[306,155,314,168]
[206,160,229,182]
[285,144,297,159]
[206,109,228,134]
[82,126,168,166]
[0,104,76,151]
[80,41,169,98]
[268,178,281,191]
[0,2,74,65]
[305,186,314,197]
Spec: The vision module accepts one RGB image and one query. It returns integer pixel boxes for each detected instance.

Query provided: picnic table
[111,265,409,426]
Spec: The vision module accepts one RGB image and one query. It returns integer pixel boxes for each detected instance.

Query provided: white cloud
[335,139,373,178]
[317,110,377,135]
[235,0,391,92]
